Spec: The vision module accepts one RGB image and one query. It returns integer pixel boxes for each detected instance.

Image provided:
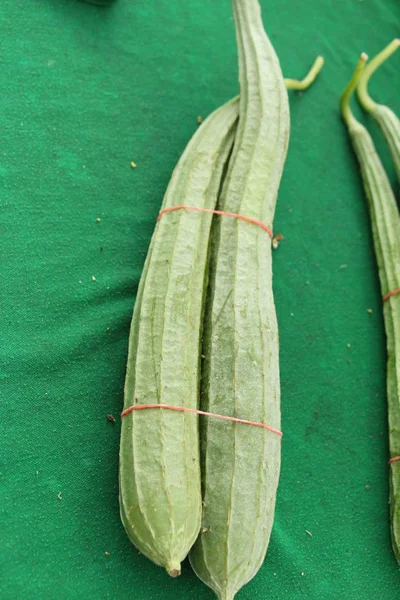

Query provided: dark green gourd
[357,39,400,181]
[342,54,400,564]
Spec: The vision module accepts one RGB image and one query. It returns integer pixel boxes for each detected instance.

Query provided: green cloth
[1,0,399,598]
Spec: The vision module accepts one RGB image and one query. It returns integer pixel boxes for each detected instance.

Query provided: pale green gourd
[341,54,400,564]
[357,39,400,180]
[189,1,290,598]
[119,98,238,576]
[119,10,323,577]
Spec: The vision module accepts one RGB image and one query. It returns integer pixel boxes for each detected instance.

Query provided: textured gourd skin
[119,99,238,575]
[190,1,289,598]
[356,40,400,182]
[347,120,400,563]
[369,104,400,181]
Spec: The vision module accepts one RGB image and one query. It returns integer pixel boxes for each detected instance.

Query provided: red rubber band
[389,456,400,466]
[130,210,277,435]
[121,403,282,437]
[383,288,400,302]
[158,205,273,239]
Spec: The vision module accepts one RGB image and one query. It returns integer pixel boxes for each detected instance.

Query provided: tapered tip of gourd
[166,562,181,577]
[218,590,235,600]
[393,540,400,565]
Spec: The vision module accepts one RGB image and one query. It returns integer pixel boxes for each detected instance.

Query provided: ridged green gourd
[190,1,290,598]
[357,39,400,181]
[119,99,238,576]
[118,43,322,577]
[341,54,400,564]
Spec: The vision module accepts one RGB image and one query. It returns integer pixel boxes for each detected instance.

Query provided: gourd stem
[357,39,400,113]
[285,55,324,90]
[340,53,368,128]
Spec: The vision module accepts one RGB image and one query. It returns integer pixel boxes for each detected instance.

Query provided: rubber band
[389,456,400,466]
[383,288,400,302]
[121,403,282,437]
[157,205,273,239]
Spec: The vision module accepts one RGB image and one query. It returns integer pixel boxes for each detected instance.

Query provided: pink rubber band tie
[389,456,400,466]
[157,205,273,239]
[122,207,281,435]
[383,288,400,303]
[121,404,282,437]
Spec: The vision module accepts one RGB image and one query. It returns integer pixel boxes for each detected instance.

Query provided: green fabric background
[1,0,400,598]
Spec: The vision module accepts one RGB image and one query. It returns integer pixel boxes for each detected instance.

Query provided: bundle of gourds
[119,1,323,598]
[117,0,400,597]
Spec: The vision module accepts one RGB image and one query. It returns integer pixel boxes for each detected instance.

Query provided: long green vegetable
[119,98,238,576]
[341,54,400,564]
[119,40,323,576]
[357,39,400,180]
[190,1,290,598]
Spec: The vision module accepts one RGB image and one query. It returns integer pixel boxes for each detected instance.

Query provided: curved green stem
[357,39,400,113]
[285,55,324,90]
[340,53,368,128]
